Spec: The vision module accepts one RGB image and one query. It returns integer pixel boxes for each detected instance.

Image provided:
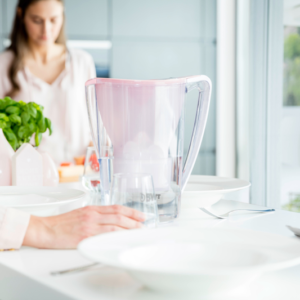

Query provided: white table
[0,186,300,300]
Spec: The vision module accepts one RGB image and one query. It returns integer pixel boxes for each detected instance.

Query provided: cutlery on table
[287,225,300,237]
[199,208,275,219]
[50,262,100,276]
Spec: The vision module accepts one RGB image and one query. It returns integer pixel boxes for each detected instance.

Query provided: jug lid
[85,77,187,86]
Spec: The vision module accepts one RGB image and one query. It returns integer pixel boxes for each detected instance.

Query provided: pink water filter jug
[86,76,212,222]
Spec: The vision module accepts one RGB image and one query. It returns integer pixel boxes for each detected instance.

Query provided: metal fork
[287,225,300,237]
[199,208,275,219]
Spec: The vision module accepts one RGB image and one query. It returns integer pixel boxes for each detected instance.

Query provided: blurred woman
[0,0,95,163]
[0,0,147,251]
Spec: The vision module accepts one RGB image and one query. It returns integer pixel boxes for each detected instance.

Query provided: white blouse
[0,49,96,164]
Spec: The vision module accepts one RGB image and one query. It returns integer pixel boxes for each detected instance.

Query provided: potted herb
[0,97,52,150]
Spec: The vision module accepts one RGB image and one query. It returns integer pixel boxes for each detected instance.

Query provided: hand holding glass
[110,173,159,228]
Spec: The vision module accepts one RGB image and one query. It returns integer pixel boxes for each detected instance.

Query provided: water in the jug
[156,155,182,222]
[98,157,113,205]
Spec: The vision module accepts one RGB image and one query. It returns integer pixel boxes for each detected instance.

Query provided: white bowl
[78,227,300,294]
[182,175,250,208]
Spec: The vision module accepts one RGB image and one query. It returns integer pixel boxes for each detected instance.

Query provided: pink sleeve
[0,207,30,250]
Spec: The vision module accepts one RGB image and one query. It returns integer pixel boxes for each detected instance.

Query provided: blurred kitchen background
[2,0,300,212]
[0,0,217,176]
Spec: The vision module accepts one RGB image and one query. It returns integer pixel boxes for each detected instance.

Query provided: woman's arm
[22,205,145,249]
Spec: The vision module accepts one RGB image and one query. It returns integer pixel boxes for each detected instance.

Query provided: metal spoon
[199,208,275,219]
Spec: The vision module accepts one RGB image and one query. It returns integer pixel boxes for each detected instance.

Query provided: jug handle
[182,75,212,191]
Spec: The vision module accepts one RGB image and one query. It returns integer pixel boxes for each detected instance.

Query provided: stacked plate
[0,175,250,215]
[0,186,86,216]
[182,175,250,208]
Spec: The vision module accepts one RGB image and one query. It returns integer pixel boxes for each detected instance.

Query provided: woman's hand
[23,205,145,249]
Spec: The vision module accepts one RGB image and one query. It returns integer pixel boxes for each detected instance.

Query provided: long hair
[6,0,66,97]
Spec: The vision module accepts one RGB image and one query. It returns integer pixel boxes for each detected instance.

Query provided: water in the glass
[122,197,158,228]
[110,173,158,228]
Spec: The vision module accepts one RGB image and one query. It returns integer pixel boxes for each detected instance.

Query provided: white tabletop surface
[0,183,300,300]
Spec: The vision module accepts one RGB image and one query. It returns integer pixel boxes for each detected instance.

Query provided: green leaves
[0,97,16,110]
[9,114,21,125]
[0,98,53,150]
[27,122,36,134]
[35,127,42,146]
[0,120,6,129]
[38,116,46,133]
[45,118,52,135]
[3,128,18,150]
[5,106,20,115]
[17,126,28,139]
[0,113,9,122]
[21,111,30,125]
[23,102,37,118]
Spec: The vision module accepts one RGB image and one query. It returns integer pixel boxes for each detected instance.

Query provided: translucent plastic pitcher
[85,76,212,222]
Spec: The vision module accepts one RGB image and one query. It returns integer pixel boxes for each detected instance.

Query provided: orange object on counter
[74,156,85,165]
[60,162,72,167]
[59,176,80,183]
[58,165,84,183]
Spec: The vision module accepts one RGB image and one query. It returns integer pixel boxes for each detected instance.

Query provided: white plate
[78,227,300,294]
[182,175,250,208]
[0,186,86,215]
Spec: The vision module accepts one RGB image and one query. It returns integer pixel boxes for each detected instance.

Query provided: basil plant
[0,97,52,150]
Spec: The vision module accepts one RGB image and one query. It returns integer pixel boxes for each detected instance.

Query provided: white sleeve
[0,207,30,250]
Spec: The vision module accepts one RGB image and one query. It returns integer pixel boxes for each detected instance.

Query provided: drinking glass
[110,173,159,228]
[82,147,100,193]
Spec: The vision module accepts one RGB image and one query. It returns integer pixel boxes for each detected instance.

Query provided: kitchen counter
[0,187,300,300]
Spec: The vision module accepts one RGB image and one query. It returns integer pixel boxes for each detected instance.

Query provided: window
[281,1,300,212]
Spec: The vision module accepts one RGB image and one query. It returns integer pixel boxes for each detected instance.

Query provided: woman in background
[0,0,146,251]
[0,0,94,164]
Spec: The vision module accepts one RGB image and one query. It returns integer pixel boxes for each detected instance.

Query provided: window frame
[236,0,283,207]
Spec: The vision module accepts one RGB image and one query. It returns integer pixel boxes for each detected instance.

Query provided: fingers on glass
[97,213,143,229]
[95,205,145,221]
[110,173,158,228]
